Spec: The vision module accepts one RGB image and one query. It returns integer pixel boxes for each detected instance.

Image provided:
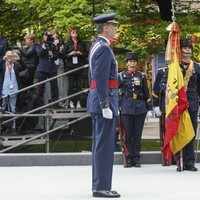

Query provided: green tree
[1,0,199,61]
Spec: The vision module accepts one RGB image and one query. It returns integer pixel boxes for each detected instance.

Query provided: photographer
[35,30,59,107]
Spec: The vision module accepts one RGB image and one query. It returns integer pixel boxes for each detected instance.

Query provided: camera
[44,31,54,43]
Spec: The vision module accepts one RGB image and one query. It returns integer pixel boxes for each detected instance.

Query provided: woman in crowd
[63,27,87,109]
[0,50,26,134]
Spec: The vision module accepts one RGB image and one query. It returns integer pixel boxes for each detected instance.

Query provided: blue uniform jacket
[36,43,58,73]
[87,37,118,116]
[119,70,151,115]
[152,62,200,112]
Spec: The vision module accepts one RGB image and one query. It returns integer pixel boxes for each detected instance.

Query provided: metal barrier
[0,64,90,153]
[0,113,90,153]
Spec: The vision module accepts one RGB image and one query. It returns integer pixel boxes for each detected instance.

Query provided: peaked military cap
[125,52,139,62]
[180,38,192,48]
[93,13,118,24]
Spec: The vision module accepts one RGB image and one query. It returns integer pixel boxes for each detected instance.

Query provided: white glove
[102,108,113,119]
[153,106,162,117]
[146,111,153,118]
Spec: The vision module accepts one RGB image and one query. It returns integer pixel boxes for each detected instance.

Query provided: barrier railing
[0,64,90,153]
[1,64,89,126]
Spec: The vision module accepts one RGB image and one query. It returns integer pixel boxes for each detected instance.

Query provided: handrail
[0,64,90,154]
[1,64,89,99]
[0,113,91,153]
[1,64,89,126]
[1,89,89,126]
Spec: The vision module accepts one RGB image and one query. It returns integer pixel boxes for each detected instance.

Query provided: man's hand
[102,108,113,119]
[153,106,162,117]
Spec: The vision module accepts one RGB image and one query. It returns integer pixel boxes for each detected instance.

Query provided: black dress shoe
[176,165,182,172]
[184,165,198,171]
[132,162,141,168]
[93,190,120,198]
[125,159,133,168]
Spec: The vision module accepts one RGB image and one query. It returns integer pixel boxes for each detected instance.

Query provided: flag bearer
[152,38,200,171]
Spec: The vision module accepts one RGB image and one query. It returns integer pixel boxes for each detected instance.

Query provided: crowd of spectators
[0,29,89,135]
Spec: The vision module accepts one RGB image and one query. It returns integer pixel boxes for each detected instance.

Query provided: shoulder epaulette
[194,61,200,67]
[137,71,144,74]
[118,71,125,82]
[137,71,146,77]
[158,66,168,72]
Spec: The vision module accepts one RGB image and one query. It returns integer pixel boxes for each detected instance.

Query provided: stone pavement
[1,164,200,200]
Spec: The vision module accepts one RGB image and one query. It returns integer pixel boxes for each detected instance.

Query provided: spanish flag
[163,22,195,164]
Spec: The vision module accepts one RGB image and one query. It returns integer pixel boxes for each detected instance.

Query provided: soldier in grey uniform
[87,13,120,198]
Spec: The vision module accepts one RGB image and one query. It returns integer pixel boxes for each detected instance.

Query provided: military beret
[125,52,139,62]
[93,13,118,24]
[180,38,192,48]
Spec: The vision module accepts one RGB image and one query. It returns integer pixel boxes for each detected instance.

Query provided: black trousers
[122,113,146,161]
[68,71,82,103]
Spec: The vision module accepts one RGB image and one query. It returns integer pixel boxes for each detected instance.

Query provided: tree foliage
[1,0,199,61]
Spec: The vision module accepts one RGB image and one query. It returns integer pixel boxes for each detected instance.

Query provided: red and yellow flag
[163,22,195,164]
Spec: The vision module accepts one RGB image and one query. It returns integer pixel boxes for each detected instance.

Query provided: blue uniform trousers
[183,110,198,165]
[91,113,117,191]
[122,113,146,161]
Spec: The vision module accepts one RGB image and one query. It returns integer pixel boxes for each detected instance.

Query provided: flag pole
[171,2,176,22]
[171,1,184,172]
[195,116,200,163]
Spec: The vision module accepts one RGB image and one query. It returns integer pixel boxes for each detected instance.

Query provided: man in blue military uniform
[87,13,120,198]
[118,52,152,168]
[152,38,200,171]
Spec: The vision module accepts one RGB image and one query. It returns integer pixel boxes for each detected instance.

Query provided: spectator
[17,33,38,88]
[0,50,26,134]
[52,29,68,108]
[63,27,87,109]
[35,30,59,108]
[0,33,8,65]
